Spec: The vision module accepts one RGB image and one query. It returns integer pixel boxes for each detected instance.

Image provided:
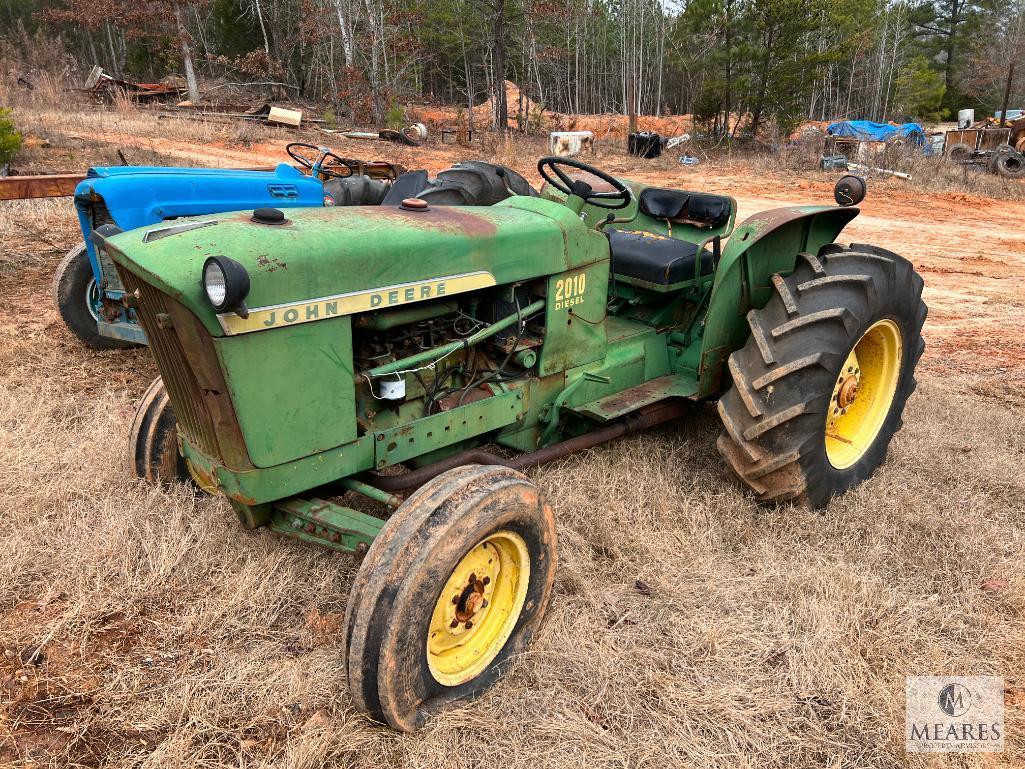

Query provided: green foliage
[385,99,405,130]
[893,55,946,121]
[322,106,338,130]
[0,109,23,167]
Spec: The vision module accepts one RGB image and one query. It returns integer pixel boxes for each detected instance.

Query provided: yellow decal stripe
[217,271,497,335]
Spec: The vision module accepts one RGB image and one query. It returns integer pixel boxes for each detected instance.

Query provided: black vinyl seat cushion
[638,188,731,229]
[607,229,713,285]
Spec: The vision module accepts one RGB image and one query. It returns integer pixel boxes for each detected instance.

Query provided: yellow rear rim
[427,530,529,687]
[825,319,903,469]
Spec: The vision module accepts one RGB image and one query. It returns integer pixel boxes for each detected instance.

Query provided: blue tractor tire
[52,242,135,350]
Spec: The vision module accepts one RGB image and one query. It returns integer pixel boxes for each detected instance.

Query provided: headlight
[202,256,250,317]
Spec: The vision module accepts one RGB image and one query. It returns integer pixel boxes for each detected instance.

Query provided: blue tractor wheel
[52,242,135,350]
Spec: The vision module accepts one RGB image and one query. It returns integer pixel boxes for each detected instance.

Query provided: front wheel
[716,245,927,508]
[51,242,134,350]
[129,377,216,493]
[344,465,557,731]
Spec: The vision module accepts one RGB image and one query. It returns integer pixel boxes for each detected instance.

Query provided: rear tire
[344,465,556,731]
[716,245,927,508]
[52,242,134,350]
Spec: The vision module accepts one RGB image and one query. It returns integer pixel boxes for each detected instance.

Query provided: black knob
[252,207,286,225]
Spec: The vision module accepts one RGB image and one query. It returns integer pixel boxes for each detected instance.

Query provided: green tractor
[96,157,926,730]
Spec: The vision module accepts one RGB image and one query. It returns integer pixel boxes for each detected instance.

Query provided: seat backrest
[638,187,733,230]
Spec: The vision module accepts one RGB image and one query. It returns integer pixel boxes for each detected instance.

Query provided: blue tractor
[52,143,409,348]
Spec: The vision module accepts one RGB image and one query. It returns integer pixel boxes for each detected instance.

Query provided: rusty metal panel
[0,173,85,200]
[571,374,698,422]
[372,389,522,469]
[979,128,1012,151]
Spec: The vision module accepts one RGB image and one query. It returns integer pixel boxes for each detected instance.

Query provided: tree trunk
[175,4,200,103]
[492,0,508,132]
[943,0,962,96]
[252,0,271,56]
[363,0,384,123]
[333,0,355,67]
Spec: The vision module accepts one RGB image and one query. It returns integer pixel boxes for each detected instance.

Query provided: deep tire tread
[716,245,927,507]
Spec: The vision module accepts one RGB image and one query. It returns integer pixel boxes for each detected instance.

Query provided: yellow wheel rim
[825,319,903,469]
[427,530,530,687]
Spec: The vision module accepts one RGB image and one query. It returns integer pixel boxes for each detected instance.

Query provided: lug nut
[450,619,459,628]
[482,576,490,585]
[465,621,473,630]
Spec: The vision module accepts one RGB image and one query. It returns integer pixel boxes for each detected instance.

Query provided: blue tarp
[826,120,926,145]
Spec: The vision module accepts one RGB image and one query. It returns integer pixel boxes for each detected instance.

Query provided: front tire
[129,377,187,484]
[716,245,927,508]
[52,242,134,350]
[344,465,557,731]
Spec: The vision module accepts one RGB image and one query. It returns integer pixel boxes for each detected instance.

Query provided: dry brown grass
[1,117,1024,768]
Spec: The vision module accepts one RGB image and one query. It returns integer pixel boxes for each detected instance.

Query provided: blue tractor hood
[74,163,326,232]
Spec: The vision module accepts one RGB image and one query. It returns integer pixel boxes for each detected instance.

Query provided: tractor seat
[607,229,713,285]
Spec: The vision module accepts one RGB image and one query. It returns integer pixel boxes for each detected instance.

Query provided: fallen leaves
[979,577,1009,593]
[305,607,344,647]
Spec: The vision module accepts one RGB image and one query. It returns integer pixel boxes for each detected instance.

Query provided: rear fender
[696,205,859,397]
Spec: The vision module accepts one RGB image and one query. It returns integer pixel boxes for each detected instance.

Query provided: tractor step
[572,374,698,422]
[270,497,386,555]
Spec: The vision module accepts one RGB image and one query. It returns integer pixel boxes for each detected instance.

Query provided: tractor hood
[75,163,324,233]
[100,196,606,337]
[84,165,299,178]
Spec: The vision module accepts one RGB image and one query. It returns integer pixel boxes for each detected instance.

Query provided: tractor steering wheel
[286,142,355,180]
[537,156,632,210]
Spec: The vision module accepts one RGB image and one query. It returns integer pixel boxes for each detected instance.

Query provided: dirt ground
[1,104,1023,768]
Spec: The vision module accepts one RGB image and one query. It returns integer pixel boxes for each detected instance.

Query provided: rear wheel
[52,242,134,350]
[716,245,927,508]
[344,465,557,731]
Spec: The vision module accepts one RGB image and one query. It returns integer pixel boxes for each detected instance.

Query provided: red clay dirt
[34,122,1025,383]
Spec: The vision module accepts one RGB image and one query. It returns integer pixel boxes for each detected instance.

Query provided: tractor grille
[87,198,124,292]
[91,198,114,229]
[118,268,220,459]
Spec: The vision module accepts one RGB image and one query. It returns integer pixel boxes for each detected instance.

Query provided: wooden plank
[0,174,86,201]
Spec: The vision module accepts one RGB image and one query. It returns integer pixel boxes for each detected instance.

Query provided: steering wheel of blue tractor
[286,142,356,180]
[537,156,632,210]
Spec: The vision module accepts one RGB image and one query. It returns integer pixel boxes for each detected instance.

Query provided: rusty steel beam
[0,173,85,201]
[0,168,283,202]
[364,400,688,493]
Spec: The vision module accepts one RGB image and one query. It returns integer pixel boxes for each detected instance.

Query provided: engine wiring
[359,296,542,409]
